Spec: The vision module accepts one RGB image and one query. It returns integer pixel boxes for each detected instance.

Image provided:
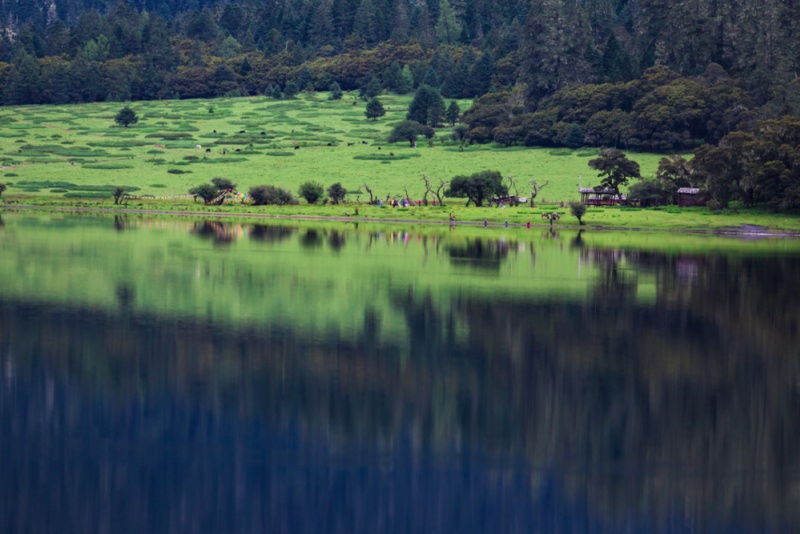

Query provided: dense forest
[1,0,799,111]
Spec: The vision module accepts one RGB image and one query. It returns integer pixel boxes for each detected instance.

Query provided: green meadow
[3,92,800,232]
[0,92,664,202]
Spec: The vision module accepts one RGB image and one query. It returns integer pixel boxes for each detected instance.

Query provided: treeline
[1,0,800,113]
[460,64,754,152]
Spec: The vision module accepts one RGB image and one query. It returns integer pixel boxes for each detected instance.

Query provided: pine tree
[436,0,462,45]
[365,97,386,120]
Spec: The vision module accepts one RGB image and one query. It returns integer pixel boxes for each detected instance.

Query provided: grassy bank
[4,196,800,234]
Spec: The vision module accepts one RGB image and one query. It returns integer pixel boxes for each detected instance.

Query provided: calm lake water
[1,211,799,533]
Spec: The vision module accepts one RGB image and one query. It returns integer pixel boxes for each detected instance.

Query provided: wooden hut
[677,188,705,207]
[579,188,626,206]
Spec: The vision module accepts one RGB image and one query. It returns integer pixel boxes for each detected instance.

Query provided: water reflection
[1,214,799,533]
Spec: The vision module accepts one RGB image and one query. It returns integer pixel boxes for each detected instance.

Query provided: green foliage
[249,185,295,206]
[589,149,641,197]
[114,106,139,128]
[298,181,325,204]
[388,120,423,146]
[0,183,5,198]
[569,201,588,225]
[365,97,386,121]
[189,183,220,204]
[407,86,446,126]
[329,82,343,100]
[628,180,668,207]
[327,182,347,204]
[446,170,507,207]
[445,101,460,126]
[211,177,237,191]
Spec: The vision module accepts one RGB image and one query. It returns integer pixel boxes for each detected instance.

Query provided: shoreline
[4,203,800,238]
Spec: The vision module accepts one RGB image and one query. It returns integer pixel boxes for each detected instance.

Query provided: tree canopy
[446,171,507,207]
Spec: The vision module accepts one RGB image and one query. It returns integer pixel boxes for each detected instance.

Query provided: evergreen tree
[271,85,283,99]
[467,50,494,97]
[445,100,461,125]
[5,53,43,104]
[365,97,386,120]
[114,106,138,128]
[329,81,344,99]
[363,76,383,97]
[407,85,446,126]
[435,0,462,45]
[422,68,440,89]
[284,81,300,98]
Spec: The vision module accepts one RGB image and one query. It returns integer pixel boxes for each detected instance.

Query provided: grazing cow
[347,142,354,146]
[239,130,246,134]
[294,145,300,150]
[261,131,266,135]
[235,148,241,152]
[541,212,550,219]
[377,147,381,150]
[213,129,217,133]
[205,148,211,153]
[361,141,367,144]
[195,144,202,149]
[327,142,332,146]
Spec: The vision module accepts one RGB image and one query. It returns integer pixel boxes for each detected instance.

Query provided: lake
[1,211,799,533]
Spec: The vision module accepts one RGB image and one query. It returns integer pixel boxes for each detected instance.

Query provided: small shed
[677,188,706,207]
[579,188,626,206]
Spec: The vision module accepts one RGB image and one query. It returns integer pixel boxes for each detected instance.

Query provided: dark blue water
[1,213,798,533]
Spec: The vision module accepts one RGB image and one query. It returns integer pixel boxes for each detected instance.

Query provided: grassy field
[0,92,665,202]
[3,92,799,233]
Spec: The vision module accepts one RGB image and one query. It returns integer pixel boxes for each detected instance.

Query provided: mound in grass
[265,151,295,157]
[353,153,421,161]
[548,148,574,156]
[167,169,190,174]
[144,132,194,140]
[63,192,112,199]
[83,162,135,170]
[150,184,167,188]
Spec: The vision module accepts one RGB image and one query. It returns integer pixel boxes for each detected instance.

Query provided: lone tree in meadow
[365,97,386,121]
[114,106,138,128]
[588,149,641,202]
[327,182,347,204]
[298,181,325,204]
[389,120,423,147]
[569,201,588,225]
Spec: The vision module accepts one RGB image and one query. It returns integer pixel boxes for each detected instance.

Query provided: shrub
[249,185,295,205]
[327,182,347,204]
[211,177,236,191]
[569,201,588,225]
[298,181,325,204]
[0,182,5,198]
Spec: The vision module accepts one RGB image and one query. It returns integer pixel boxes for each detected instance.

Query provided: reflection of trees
[327,229,346,252]
[191,221,237,245]
[300,229,323,249]
[2,248,800,532]
[249,224,295,243]
[447,238,510,270]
